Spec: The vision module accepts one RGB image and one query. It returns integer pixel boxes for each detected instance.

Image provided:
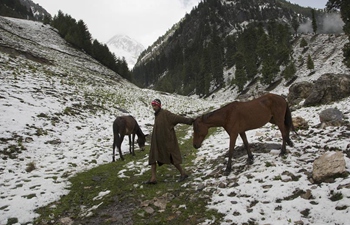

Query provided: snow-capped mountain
[19,0,51,21]
[106,34,145,69]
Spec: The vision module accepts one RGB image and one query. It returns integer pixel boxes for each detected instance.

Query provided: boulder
[287,74,350,106]
[292,116,309,130]
[312,151,346,183]
[304,74,350,106]
[319,107,344,123]
[287,81,313,105]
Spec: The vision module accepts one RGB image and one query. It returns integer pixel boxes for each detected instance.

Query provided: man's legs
[150,163,157,182]
[174,164,188,182]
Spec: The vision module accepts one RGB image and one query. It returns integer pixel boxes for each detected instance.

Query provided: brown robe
[149,108,193,165]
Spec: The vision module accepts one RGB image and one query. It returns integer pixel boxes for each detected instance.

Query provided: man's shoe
[178,174,189,182]
[143,180,157,185]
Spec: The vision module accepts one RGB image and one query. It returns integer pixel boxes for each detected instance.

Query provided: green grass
[34,125,224,225]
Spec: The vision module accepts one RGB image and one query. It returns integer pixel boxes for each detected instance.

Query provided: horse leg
[285,105,294,147]
[131,134,136,156]
[224,133,238,176]
[286,128,294,147]
[118,134,125,160]
[112,133,117,162]
[128,134,132,155]
[239,132,254,164]
[277,123,288,156]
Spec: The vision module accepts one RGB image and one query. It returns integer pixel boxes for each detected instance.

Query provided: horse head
[193,116,208,149]
[137,134,148,151]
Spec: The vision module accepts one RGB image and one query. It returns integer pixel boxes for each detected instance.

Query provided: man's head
[151,99,161,111]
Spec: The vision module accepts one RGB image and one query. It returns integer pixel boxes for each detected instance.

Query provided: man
[145,98,194,184]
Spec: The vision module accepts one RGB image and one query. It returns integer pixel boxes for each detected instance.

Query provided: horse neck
[204,108,227,128]
[135,125,144,137]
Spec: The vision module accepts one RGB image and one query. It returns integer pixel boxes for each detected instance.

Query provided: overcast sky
[32,0,329,48]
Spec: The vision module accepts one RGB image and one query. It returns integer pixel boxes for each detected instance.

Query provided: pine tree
[261,58,279,85]
[224,36,237,68]
[282,62,296,80]
[291,15,300,36]
[311,9,317,33]
[233,52,247,91]
[210,30,224,88]
[307,54,314,70]
[300,38,308,48]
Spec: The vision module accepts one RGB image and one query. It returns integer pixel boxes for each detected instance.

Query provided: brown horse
[193,93,296,175]
[112,115,147,161]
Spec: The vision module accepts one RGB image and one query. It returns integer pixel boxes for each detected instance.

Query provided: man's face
[152,104,159,112]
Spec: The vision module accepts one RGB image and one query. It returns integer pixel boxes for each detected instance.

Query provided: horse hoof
[247,157,254,165]
[223,170,231,176]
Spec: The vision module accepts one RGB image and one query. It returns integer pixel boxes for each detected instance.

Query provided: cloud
[298,13,344,34]
[321,13,344,33]
[33,0,201,47]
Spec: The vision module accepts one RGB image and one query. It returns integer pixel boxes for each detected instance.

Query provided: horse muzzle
[193,143,201,149]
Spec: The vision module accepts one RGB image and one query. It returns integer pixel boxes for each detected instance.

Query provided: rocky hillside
[1,16,350,225]
[132,0,345,97]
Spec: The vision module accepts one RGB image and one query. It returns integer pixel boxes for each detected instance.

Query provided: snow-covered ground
[0,16,350,225]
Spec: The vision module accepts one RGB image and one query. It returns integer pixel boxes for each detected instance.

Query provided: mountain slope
[132,0,345,97]
[106,34,145,69]
[0,16,213,224]
[19,0,51,21]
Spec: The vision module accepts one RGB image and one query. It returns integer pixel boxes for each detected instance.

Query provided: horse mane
[202,102,237,122]
[202,111,215,121]
[135,122,145,137]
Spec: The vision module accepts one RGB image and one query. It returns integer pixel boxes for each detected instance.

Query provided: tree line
[132,15,299,96]
[132,0,350,97]
[0,0,34,20]
[131,0,310,96]
[50,11,131,80]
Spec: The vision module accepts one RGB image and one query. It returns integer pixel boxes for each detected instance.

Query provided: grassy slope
[34,125,223,225]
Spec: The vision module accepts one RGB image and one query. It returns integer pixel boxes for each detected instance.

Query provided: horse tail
[284,104,300,144]
[284,104,293,131]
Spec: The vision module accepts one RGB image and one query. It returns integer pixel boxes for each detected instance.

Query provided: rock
[288,74,350,107]
[25,137,34,143]
[58,217,73,225]
[319,108,344,123]
[153,198,167,210]
[292,116,309,130]
[144,206,154,214]
[312,151,346,183]
[301,189,313,200]
[304,74,350,106]
[197,183,205,191]
[287,81,313,105]
[218,182,226,188]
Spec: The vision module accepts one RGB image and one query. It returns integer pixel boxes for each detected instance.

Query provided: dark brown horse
[112,115,147,161]
[193,93,296,175]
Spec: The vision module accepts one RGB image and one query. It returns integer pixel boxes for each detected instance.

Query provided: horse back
[114,115,140,135]
[226,93,287,132]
